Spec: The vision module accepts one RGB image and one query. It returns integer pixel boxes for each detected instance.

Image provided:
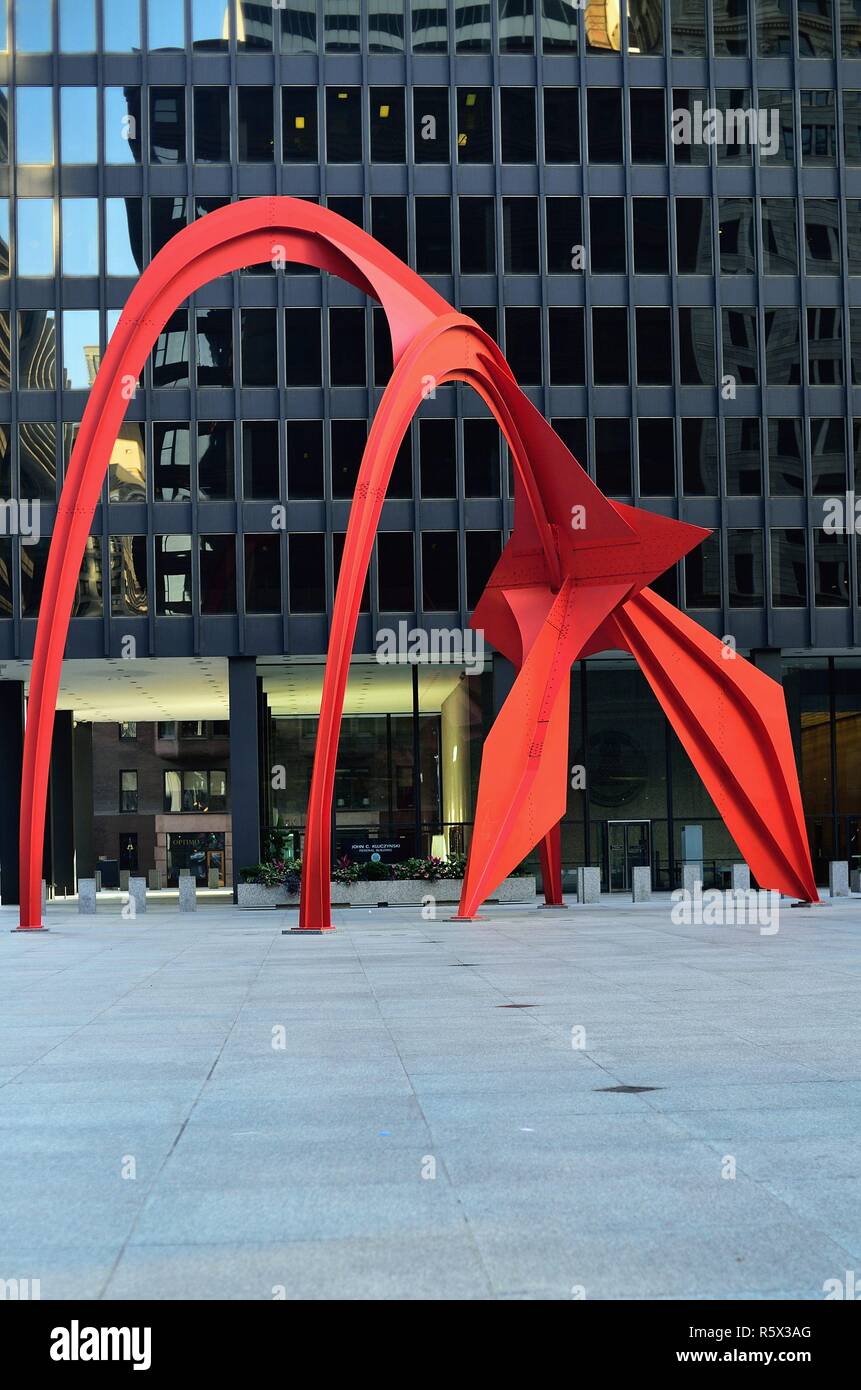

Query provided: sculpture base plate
[283,927,330,934]
[789,899,831,908]
[11,927,50,933]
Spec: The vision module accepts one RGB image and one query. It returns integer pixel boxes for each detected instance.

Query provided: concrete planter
[238,876,536,909]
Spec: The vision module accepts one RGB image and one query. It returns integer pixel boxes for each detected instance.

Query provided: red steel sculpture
[16,198,819,931]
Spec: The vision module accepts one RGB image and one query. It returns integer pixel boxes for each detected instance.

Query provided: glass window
[713,0,749,53]
[849,201,861,275]
[378,533,414,610]
[196,309,233,387]
[771,529,807,607]
[283,89,318,162]
[324,0,359,49]
[590,198,626,273]
[635,308,671,385]
[501,88,536,163]
[0,311,8,383]
[60,0,95,49]
[17,200,54,277]
[413,0,447,50]
[60,88,97,164]
[62,310,100,390]
[457,89,493,163]
[20,418,57,501]
[715,89,753,164]
[724,418,762,495]
[331,420,366,499]
[761,199,798,275]
[845,92,861,164]
[245,534,281,613]
[74,537,103,618]
[330,308,366,386]
[498,0,534,50]
[286,309,322,386]
[682,419,718,495]
[368,0,404,50]
[62,200,99,277]
[811,418,847,495]
[631,90,666,163]
[768,419,804,496]
[103,1,141,51]
[151,310,189,388]
[194,88,230,164]
[420,418,456,498]
[243,421,280,501]
[814,533,850,606]
[111,536,146,619]
[685,531,721,608]
[544,90,579,163]
[638,419,675,496]
[549,308,585,385]
[106,198,143,276]
[200,536,237,615]
[503,199,539,274]
[678,307,715,385]
[109,424,146,502]
[104,88,141,164]
[801,90,837,166]
[15,0,51,51]
[149,0,185,48]
[456,0,490,49]
[415,198,451,274]
[18,310,57,393]
[197,422,235,500]
[370,89,406,163]
[241,310,277,387]
[757,0,791,52]
[727,531,763,607]
[505,307,541,386]
[805,199,841,275]
[155,535,192,615]
[281,0,316,52]
[676,197,712,273]
[237,0,273,48]
[763,308,802,387]
[289,534,325,613]
[594,309,630,385]
[633,198,669,274]
[629,0,663,50]
[153,424,191,501]
[721,308,758,385]
[595,420,632,497]
[0,88,6,163]
[0,200,7,278]
[193,0,229,50]
[547,197,583,275]
[719,197,756,274]
[466,532,502,609]
[671,88,709,166]
[21,537,50,615]
[459,199,495,274]
[326,88,362,162]
[807,307,843,385]
[464,418,500,497]
[287,421,324,499]
[150,89,186,164]
[799,0,834,55]
[422,532,459,611]
[413,88,449,163]
[588,90,623,163]
[671,0,706,53]
[17,89,53,165]
[239,89,274,162]
[759,89,794,165]
[542,0,578,50]
[120,770,138,813]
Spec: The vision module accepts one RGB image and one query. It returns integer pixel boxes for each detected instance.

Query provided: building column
[229,657,261,900]
[50,711,76,898]
[0,681,25,905]
[73,721,94,880]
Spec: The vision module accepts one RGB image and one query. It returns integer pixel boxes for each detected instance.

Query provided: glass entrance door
[607,820,651,892]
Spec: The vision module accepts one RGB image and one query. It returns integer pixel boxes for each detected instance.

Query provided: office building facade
[0,0,860,900]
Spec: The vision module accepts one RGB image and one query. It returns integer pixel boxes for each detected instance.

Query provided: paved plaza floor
[1,894,859,1300]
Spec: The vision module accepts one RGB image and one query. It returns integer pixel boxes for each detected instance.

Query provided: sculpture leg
[613,587,819,903]
[539,824,564,905]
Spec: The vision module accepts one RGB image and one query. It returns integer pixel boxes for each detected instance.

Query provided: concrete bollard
[681,863,702,896]
[42,880,47,915]
[119,870,130,891]
[851,869,861,894]
[128,877,147,915]
[829,861,849,897]
[78,879,97,914]
[179,877,197,913]
[576,866,601,904]
[147,868,161,891]
[207,868,220,889]
[632,866,651,902]
[731,863,751,892]
[95,870,102,892]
